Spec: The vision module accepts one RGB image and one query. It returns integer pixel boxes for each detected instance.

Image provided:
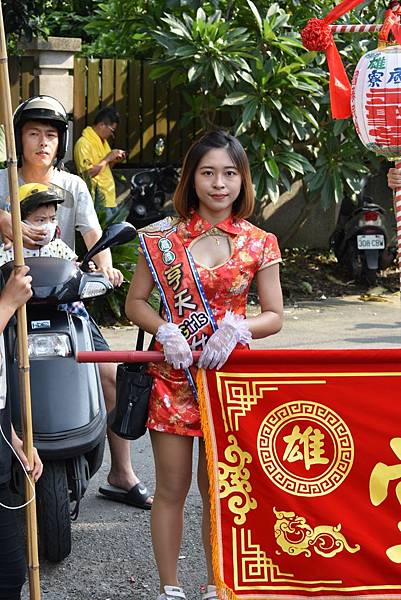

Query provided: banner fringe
[197,370,238,600]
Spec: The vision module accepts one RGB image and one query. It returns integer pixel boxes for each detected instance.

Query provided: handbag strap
[135,303,162,351]
[135,327,146,351]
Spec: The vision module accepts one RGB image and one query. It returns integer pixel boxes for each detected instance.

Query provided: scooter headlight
[28,333,72,358]
[80,281,109,299]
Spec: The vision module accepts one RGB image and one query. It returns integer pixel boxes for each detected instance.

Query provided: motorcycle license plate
[357,234,385,250]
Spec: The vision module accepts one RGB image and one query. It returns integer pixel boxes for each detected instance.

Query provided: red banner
[198,349,401,599]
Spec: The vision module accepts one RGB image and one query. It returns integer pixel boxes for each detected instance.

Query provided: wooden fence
[74,57,202,166]
[2,56,230,167]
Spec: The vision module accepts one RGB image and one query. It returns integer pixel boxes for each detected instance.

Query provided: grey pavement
[266,294,401,349]
[104,293,401,351]
[22,294,401,600]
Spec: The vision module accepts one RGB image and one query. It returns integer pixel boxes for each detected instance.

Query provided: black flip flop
[98,482,153,509]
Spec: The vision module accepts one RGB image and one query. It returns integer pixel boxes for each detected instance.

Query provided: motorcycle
[330,196,396,286]
[3,222,137,562]
[126,166,179,228]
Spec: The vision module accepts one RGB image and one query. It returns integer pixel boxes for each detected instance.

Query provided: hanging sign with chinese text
[198,348,401,599]
[352,45,401,158]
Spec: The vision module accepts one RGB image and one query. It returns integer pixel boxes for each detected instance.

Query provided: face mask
[35,222,57,246]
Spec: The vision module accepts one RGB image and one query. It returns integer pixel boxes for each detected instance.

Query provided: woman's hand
[12,429,43,482]
[156,322,193,370]
[1,265,32,313]
[198,311,252,370]
[387,167,401,190]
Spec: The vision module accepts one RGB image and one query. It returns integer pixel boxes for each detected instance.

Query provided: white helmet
[13,95,69,166]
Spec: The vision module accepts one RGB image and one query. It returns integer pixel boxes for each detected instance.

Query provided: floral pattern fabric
[146,211,281,437]
[0,239,77,266]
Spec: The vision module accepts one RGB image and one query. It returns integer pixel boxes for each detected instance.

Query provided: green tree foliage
[149,1,381,217]
[79,0,382,215]
[3,0,46,42]
[84,1,157,58]
[3,1,94,49]
[12,0,383,215]
[39,1,95,41]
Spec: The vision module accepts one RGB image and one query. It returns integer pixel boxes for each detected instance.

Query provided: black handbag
[110,328,153,440]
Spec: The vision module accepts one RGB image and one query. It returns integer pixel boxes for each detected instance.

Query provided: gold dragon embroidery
[273,508,360,558]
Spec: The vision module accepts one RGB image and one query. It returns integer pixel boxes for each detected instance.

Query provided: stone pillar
[22,37,82,161]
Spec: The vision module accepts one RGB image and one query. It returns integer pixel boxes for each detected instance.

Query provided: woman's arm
[125,253,165,334]
[246,263,283,339]
[198,263,283,370]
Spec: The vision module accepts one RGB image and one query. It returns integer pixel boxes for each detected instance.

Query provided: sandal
[98,482,153,509]
[157,585,186,600]
[201,585,218,600]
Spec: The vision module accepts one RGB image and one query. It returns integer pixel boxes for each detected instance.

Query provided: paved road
[103,294,401,352]
[267,294,401,349]
[22,294,401,600]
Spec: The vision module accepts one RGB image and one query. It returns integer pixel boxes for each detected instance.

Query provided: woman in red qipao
[125,130,283,600]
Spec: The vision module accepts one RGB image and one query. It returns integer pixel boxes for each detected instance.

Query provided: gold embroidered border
[232,528,341,589]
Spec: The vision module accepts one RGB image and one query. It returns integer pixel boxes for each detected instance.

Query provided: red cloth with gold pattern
[145,211,281,437]
[198,349,401,599]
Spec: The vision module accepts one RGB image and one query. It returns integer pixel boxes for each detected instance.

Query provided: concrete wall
[260,180,341,249]
[260,168,395,249]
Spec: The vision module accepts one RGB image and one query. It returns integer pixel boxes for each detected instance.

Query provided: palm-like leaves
[149,0,379,206]
[151,8,252,88]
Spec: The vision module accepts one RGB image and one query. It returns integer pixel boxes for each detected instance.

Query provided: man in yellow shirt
[74,107,126,218]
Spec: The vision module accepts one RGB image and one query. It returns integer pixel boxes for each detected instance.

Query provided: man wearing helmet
[0,95,152,509]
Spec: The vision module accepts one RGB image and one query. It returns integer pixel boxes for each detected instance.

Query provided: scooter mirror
[81,221,137,270]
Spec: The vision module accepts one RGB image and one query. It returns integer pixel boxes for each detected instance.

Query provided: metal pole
[0,3,41,598]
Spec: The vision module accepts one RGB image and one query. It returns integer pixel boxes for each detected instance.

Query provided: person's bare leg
[150,430,194,591]
[197,439,214,585]
[99,362,152,505]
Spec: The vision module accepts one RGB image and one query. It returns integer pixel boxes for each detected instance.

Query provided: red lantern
[351,45,401,287]
[352,46,401,158]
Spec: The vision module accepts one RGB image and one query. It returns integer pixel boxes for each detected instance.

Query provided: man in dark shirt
[0,267,42,600]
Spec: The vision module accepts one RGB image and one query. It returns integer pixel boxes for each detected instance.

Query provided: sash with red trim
[139,218,217,396]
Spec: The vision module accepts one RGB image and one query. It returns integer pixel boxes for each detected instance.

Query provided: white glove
[198,311,252,370]
[156,322,193,370]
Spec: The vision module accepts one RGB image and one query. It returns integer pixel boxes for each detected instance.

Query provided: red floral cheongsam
[145,211,281,437]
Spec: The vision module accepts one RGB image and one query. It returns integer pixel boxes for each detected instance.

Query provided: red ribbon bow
[301,0,401,119]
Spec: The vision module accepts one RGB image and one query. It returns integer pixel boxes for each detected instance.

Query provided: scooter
[330,196,396,286]
[2,222,137,562]
[126,166,179,228]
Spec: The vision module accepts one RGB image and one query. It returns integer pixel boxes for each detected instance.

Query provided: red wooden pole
[76,350,200,363]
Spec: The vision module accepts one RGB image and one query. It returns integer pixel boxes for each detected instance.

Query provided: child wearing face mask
[0,183,90,320]
[0,183,76,264]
